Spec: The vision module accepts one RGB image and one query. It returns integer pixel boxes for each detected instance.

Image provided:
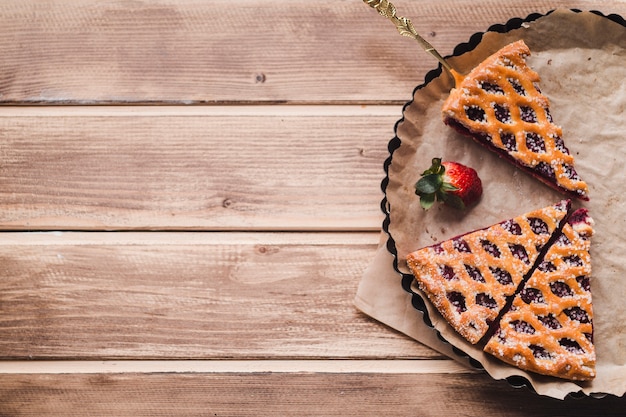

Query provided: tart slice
[406,200,570,344]
[441,40,589,200]
[484,209,596,380]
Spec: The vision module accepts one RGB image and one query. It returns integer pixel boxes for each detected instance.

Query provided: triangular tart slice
[484,209,595,380]
[406,200,570,344]
[441,40,589,200]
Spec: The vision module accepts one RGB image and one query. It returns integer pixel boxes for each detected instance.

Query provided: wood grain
[0,231,437,360]
[0,359,471,374]
[0,107,393,231]
[0,0,623,104]
[2,0,626,412]
[1,372,624,417]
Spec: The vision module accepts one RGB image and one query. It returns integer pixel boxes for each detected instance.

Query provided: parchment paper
[355,9,626,399]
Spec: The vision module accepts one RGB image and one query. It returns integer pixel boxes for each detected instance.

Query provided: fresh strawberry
[415,158,482,210]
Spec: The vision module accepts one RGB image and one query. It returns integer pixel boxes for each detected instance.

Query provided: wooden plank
[0,107,394,231]
[0,359,471,374]
[0,371,623,416]
[0,0,623,104]
[0,231,438,360]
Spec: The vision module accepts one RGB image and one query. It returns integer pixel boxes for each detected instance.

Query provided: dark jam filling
[509,244,530,264]
[562,164,581,181]
[559,338,584,355]
[525,132,546,153]
[481,239,501,258]
[500,132,517,152]
[466,105,486,122]
[511,319,535,334]
[465,264,485,282]
[494,104,511,123]
[553,135,569,154]
[520,106,538,123]
[538,260,557,273]
[442,117,589,201]
[501,219,522,235]
[481,82,505,95]
[535,161,555,179]
[520,287,545,304]
[564,307,590,324]
[530,344,554,360]
[490,267,513,286]
[576,275,591,292]
[555,233,571,246]
[439,264,457,281]
[476,293,497,309]
[453,238,471,253]
[564,255,583,267]
[550,281,573,297]
[527,217,549,235]
[508,78,526,96]
[447,291,467,313]
[538,314,562,330]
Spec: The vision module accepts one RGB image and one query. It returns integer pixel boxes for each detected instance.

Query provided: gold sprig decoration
[363,0,461,84]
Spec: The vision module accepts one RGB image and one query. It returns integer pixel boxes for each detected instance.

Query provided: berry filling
[555,233,571,246]
[539,314,562,330]
[508,78,526,95]
[509,244,530,264]
[530,344,553,360]
[453,238,471,253]
[550,281,573,298]
[500,132,517,151]
[447,291,467,313]
[465,264,485,282]
[559,338,584,355]
[476,293,498,309]
[481,240,501,257]
[439,264,457,281]
[511,319,536,334]
[576,275,591,292]
[501,219,522,235]
[494,104,511,123]
[520,106,538,123]
[535,162,556,179]
[481,82,504,94]
[538,260,557,272]
[564,307,590,324]
[564,255,583,267]
[520,287,545,304]
[466,105,486,122]
[562,164,581,181]
[528,217,549,235]
[525,132,546,153]
[490,267,513,285]
[553,135,569,154]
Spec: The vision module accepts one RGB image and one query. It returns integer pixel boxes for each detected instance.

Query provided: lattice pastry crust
[484,209,595,380]
[442,40,589,200]
[406,200,570,344]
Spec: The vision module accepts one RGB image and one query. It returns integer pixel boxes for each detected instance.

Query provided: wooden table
[0,1,624,415]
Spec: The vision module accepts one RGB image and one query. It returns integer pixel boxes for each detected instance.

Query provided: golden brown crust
[484,210,596,380]
[442,40,588,199]
[406,201,570,344]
